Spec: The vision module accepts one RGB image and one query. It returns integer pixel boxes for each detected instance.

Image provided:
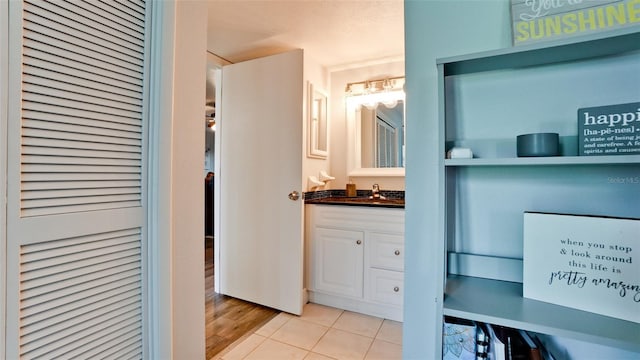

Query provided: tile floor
[213,303,402,360]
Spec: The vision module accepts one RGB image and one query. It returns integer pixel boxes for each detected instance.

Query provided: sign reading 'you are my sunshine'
[511,0,640,45]
[523,212,640,324]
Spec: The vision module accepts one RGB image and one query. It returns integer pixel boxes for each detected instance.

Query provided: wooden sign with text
[511,0,640,46]
[523,212,639,323]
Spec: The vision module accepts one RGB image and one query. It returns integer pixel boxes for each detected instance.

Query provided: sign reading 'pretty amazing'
[511,0,640,45]
[523,212,640,324]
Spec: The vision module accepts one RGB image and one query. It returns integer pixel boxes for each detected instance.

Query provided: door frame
[146,1,208,358]
[146,1,172,357]
[205,51,230,293]
[213,65,222,292]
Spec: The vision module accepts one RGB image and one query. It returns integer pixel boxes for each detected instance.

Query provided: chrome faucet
[370,184,386,200]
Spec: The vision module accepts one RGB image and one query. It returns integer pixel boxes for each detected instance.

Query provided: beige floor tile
[244,338,309,360]
[304,352,337,360]
[254,312,293,337]
[221,334,267,360]
[312,328,374,360]
[300,303,343,327]
[364,339,402,360]
[375,320,402,345]
[271,318,329,350]
[216,307,404,360]
[333,311,383,338]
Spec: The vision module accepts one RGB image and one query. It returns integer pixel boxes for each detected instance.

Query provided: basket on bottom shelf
[443,316,553,360]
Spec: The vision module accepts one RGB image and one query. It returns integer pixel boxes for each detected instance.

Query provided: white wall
[404,0,512,358]
[303,55,331,192]
[170,1,207,357]
[329,60,406,192]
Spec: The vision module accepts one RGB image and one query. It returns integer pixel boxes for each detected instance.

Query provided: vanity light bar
[345,76,405,96]
[346,89,405,109]
[345,76,405,109]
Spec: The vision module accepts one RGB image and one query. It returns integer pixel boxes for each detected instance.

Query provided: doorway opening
[203,57,279,359]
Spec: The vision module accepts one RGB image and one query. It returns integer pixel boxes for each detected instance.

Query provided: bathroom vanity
[305,202,405,321]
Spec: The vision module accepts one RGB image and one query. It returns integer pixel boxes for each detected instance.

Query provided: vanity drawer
[310,205,404,233]
[368,232,404,271]
[368,268,403,306]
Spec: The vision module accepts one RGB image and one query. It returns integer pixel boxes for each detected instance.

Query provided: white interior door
[5,1,149,357]
[219,50,304,315]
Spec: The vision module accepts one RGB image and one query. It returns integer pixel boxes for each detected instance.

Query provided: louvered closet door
[6,1,149,358]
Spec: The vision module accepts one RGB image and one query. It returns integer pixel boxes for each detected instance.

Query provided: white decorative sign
[511,0,640,46]
[523,212,640,323]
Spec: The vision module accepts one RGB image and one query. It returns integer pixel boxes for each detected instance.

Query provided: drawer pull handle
[394,250,400,256]
[356,240,362,245]
[393,286,400,292]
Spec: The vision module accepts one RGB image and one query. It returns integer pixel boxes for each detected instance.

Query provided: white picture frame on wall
[308,82,328,159]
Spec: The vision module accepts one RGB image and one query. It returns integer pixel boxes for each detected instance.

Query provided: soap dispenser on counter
[346,179,356,197]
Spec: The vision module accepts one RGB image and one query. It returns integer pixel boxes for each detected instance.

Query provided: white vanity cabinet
[306,204,405,321]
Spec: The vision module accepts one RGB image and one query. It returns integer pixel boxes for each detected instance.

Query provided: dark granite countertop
[304,189,405,208]
[304,196,405,209]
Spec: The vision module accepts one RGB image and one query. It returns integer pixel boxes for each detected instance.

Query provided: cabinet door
[313,227,364,298]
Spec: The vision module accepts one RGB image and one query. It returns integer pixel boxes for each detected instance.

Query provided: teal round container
[517,133,559,157]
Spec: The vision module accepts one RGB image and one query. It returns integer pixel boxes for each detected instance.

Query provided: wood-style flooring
[205,241,280,359]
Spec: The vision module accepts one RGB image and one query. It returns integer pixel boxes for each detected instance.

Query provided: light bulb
[363,102,377,110]
[383,99,398,108]
[383,78,392,91]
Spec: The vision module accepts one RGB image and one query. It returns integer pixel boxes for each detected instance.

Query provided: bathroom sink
[305,196,405,208]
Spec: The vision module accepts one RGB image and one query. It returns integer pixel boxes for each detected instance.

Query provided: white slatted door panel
[6,0,149,359]
[20,0,144,217]
[19,229,143,359]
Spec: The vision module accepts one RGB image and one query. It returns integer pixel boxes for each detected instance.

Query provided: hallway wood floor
[205,241,280,359]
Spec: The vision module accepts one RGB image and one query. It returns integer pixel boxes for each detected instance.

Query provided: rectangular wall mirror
[359,101,404,168]
[346,77,405,176]
[308,82,328,159]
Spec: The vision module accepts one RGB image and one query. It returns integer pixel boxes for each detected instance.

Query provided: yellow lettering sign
[513,0,640,45]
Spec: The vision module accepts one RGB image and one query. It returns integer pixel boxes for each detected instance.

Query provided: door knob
[288,191,300,201]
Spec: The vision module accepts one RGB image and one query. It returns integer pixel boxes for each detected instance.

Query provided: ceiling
[206,0,405,68]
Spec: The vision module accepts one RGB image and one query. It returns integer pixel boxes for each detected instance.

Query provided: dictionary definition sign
[511,0,640,45]
[578,102,640,156]
[523,212,639,323]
